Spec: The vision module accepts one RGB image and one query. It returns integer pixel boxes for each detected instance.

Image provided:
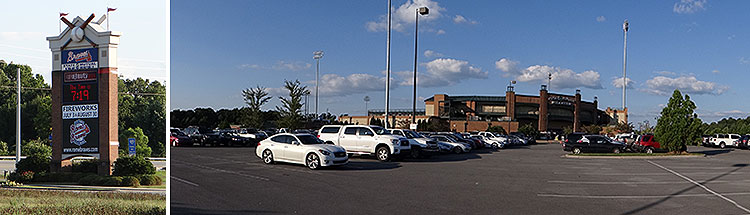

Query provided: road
[0,159,166,173]
[171,143,750,215]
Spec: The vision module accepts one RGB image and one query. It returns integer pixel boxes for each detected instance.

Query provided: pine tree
[655,90,702,152]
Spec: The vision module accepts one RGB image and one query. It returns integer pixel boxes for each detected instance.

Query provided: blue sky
[171,0,750,125]
[0,0,167,83]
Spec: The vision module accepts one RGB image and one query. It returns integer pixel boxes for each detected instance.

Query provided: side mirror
[292,141,300,145]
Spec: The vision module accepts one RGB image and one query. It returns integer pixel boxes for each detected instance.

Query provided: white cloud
[673,0,707,14]
[495,58,602,90]
[453,15,478,25]
[436,29,446,35]
[711,70,720,74]
[740,57,750,65]
[611,76,634,89]
[399,58,487,87]
[366,0,445,33]
[423,49,444,58]
[642,75,728,96]
[697,110,748,122]
[239,64,261,69]
[654,70,677,76]
[272,61,312,71]
[596,16,606,22]
[317,73,392,96]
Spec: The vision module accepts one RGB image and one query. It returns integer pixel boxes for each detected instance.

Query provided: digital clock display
[63,82,98,103]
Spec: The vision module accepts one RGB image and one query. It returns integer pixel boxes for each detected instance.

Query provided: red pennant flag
[59,13,69,17]
[107,8,117,12]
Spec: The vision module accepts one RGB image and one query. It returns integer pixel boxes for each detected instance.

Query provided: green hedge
[113,156,155,176]
[8,171,158,187]
[72,159,99,174]
[137,174,162,186]
[16,156,50,173]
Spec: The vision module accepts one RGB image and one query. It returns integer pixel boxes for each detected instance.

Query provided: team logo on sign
[67,50,92,63]
[69,119,91,146]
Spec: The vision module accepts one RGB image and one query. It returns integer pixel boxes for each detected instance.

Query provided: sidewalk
[4,184,166,195]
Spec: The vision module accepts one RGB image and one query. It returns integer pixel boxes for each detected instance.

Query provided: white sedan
[256,133,348,169]
[431,135,471,154]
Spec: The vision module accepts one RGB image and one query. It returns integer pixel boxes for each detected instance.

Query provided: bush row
[7,171,162,187]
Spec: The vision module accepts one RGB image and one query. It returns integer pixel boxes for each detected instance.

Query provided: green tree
[118,127,152,157]
[518,124,538,138]
[655,90,702,152]
[487,126,507,134]
[0,62,51,145]
[581,125,602,134]
[242,85,271,128]
[276,80,308,130]
[562,126,574,135]
[616,122,634,133]
[118,78,166,157]
[21,138,52,158]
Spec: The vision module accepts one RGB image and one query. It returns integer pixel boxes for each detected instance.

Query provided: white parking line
[171,176,199,187]
[547,179,750,185]
[537,192,750,199]
[172,159,271,181]
[647,160,750,214]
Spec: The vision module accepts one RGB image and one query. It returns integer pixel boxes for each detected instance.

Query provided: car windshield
[371,127,390,135]
[403,130,421,138]
[297,135,323,145]
[443,135,457,142]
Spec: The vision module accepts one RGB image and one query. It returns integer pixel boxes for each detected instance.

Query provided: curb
[4,184,167,193]
[562,154,706,159]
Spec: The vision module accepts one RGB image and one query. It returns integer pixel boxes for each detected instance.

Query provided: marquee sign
[60,48,99,154]
[549,96,574,106]
[61,48,98,71]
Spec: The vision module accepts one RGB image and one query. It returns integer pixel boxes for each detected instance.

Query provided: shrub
[121,176,140,187]
[16,156,50,173]
[138,174,162,186]
[72,159,99,173]
[113,156,155,176]
[0,141,9,156]
[8,171,35,183]
[118,127,152,157]
[104,177,123,186]
[92,176,111,186]
[22,139,52,158]
[78,174,100,186]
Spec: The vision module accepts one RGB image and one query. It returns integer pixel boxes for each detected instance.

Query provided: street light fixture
[412,6,429,125]
[313,51,324,118]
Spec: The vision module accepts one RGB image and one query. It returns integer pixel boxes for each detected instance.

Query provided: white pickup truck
[318,125,410,162]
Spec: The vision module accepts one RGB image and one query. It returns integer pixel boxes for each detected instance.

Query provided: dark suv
[738,135,750,149]
[563,135,627,154]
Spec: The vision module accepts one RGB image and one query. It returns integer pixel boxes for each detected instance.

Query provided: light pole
[622,19,628,110]
[547,72,552,92]
[364,96,370,116]
[507,80,516,134]
[412,7,429,125]
[313,51,324,118]
[384,0,392,129]
[16,68,21,164]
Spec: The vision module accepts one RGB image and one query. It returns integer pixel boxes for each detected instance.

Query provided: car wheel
[410,149,420,159]
[645,147,654,154]
[452,147,462,154]
[376,146,391,162]
[491,143,499,150]
[720,142,726,149]
[262,149,274,164]
[613,147,621,154]
[573,147,582,155]
[306,153,320,170]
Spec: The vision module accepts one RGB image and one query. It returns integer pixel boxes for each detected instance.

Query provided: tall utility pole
[413,7,429,124]
[16,68,21,164]
[622,19,628,110]
[313,51,323,117]
[547,72,552,92]
[384,0,392,129]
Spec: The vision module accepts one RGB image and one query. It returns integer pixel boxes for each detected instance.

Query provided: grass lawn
[571,153,703,156]
[142,170,166,189]
[0,189,165,215]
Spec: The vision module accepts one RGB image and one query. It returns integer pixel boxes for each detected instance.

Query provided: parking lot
[171,143,750,214]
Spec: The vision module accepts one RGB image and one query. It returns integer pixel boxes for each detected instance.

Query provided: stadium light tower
[313,50,324,117]
[412,6,429,124]
[622,19,628,110]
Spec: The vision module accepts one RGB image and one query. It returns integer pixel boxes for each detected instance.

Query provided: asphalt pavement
[170,143,750,215]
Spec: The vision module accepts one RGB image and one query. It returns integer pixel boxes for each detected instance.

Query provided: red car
[632,134,663,153]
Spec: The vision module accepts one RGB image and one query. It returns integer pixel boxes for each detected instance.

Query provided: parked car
[709,134,742,148]
[735,135,749,149]
[438,132,478,149]
[614,133,638,151]
[170,128,192,147]
[631,134,664,153]
[203,130,223,146]
[477,132,508,148]
[471,135,503,150]
[317,125,409,162]
[183,126,210,146]
[389,129,440,158]
[562,132,586,147]
[701,135,713,147]
[220,130,253,146]
[431,135,471,154]
[256,133,348,170]
[563,135,626,154]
